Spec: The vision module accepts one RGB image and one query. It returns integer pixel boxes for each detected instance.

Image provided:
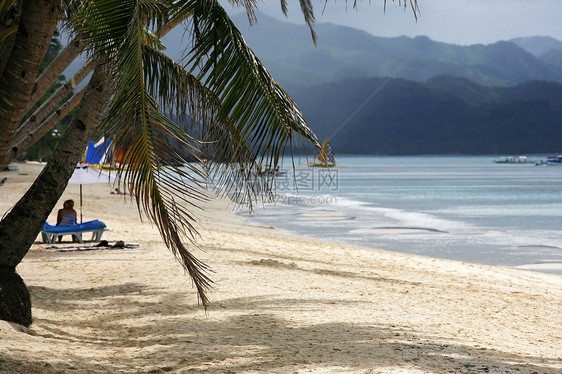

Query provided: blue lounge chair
[41,220,107,244]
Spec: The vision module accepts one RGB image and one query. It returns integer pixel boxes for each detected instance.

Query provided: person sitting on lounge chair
[57,200,78,242]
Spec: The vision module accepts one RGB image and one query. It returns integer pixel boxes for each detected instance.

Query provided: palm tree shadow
[14,285,560,374]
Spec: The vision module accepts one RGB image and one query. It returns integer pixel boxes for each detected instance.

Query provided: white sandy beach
[0,162,561,374]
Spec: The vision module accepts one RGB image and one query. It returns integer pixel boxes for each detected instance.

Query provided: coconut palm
[2,0,418,166]
[0,0,59,162]
[0,0,321,326]
[0,0,418,327]
[26,34,86,111]
[1,11,191,167]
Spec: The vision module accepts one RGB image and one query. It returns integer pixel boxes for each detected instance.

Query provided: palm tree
[0,10,192,166]
[0,0,321,326]
[0,63,112,327]
[0,0,418,327]
[1,11,191,167]
[0,0,60,163]
[26,34,86,111]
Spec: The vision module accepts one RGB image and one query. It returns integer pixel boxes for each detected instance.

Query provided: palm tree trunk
[0,32,16,74]
[1,63,92,167]
[155,11,192,38]
[27,34,86,112]
[0,65,112,327]
[0,0,59,163]
[3,87,86,166]
[0,5,196,328]
[2,15,191,168]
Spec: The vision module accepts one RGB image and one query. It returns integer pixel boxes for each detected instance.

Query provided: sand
[0,162,561,374]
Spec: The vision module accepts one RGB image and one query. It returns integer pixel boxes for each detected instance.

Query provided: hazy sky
[230,0,562,45]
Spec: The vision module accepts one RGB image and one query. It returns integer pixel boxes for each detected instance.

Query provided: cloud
[242,0,562,45]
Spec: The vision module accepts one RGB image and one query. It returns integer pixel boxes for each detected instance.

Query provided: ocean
[235,155,562,275]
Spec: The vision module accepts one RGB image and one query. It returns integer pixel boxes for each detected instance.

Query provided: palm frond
[226,0,316,42]
[297,0,316,42]
[140,43,214,123]
[71,1,151,56]
[225,0,259,25]
[72,0,322,306]
[179,0,320,170]
[103,84,215,302]
[81,0,216,306]
[139,43,257,175]
[134,41,264,210]
[385,0,419,20]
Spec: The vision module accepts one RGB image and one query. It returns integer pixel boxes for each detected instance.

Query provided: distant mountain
[231,13,562,87]
[56,15,562,156]
[510,36,562,56]
[539,49,562,70]
[424,76,562,107]
[289,77,562,155]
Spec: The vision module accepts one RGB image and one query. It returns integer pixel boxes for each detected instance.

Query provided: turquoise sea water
[235,156,562,275]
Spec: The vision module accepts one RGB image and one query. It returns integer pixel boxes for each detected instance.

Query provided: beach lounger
[41,220,107,244]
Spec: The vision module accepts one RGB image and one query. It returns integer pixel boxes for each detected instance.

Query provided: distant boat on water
[543,155,562,166]
[308,137,336,168]
[493,156,531,164]
[532,155,562,166]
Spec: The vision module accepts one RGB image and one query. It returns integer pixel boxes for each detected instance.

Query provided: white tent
[68,165,117,222]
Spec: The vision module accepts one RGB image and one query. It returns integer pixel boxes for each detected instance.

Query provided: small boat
[544,155,562,166]
[493,156,530,164]
[308,137,336,168]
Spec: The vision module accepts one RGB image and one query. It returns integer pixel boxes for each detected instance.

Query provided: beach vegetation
[0,0,417,327]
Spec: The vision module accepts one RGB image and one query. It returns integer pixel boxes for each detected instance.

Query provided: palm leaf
[141,42,268,213]
[176,0,321,172]
[75,0,217,306]
[72,0,322,307]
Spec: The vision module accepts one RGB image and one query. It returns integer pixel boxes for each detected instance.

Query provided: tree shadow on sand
[3,284,558,374]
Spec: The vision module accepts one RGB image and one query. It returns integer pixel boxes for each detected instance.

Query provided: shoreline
[235,155,562,277]
[234,204,562,277]
[0,161,561,373]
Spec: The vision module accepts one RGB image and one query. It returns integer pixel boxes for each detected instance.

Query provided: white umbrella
[68,165,117,222]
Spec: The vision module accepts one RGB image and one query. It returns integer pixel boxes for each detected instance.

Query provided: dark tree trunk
[3,88,86,166]
[2,64,92,166]
[27,34,87,111]
[0,267,32,327]
[0,0,59,163]
[0,65,112,326]
[0,33,16,74]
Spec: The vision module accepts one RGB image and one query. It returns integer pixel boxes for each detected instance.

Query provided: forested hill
[224,13,562,155]
[231,13,562,87]
[154,13,562,155]
[289,77,562,155]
